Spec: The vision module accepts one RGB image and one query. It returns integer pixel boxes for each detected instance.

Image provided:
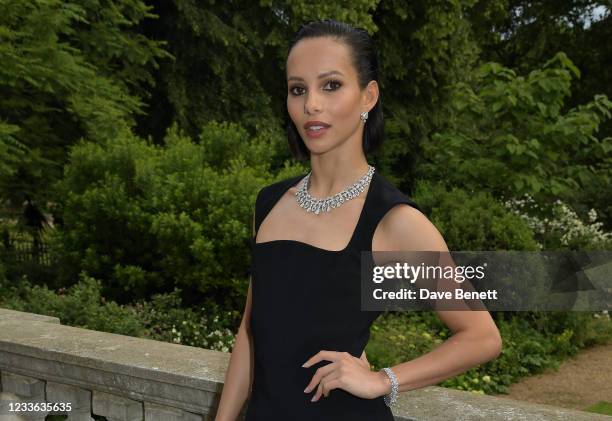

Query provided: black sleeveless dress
[245,171,421,421]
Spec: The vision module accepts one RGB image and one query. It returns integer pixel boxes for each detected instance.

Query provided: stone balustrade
[0,307,607,420]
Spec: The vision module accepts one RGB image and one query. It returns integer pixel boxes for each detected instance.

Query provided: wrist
[377,370,392,397]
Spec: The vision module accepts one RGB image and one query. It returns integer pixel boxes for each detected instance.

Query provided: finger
[314,372,341,401]
[311,382,323,402]
[304,362,338,393]
[302,350,342,368]
[323,377,343,397]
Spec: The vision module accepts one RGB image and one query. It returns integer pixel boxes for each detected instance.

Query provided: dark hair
[286,20,383,161]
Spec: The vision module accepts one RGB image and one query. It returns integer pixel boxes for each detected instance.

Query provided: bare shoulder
[375,204,450,252]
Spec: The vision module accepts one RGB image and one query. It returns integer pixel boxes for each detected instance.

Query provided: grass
[584,401,612,416]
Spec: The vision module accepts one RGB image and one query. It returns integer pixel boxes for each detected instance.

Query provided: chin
[300,137,319,148]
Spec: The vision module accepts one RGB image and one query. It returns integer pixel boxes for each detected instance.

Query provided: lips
[304,121,331,130]
[304,121,331,138]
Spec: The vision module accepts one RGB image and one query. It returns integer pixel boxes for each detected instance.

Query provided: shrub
[0,272,143,336]
[131,288,240,351]
[412,180,539,251]
[50,121,305,309]
[0,275,240,353]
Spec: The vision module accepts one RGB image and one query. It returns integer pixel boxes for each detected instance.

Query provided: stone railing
[0,307,607,420]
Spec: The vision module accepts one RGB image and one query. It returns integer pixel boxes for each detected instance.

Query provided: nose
[304,91,322,115]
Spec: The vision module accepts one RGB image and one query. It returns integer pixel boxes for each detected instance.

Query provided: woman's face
[286,37,376,157]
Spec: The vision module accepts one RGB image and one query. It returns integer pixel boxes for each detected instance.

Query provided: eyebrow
[287,70,344,82]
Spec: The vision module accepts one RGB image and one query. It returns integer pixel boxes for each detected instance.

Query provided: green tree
[0,0,169,207]
[467,1,612,148]
[420,53,612,212]
[371,0,479,188]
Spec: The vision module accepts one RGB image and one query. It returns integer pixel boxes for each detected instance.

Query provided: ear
[363,80,379,112]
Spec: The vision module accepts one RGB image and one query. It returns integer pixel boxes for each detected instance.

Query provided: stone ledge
[390,385,609,420]
[0,310,608,420]
[0,319,224,416]
[0,308,60,324]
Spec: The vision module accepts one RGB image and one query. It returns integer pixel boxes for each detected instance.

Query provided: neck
[307,156,370,197]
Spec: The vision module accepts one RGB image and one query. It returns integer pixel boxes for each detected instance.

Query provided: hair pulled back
[286,19,383,160]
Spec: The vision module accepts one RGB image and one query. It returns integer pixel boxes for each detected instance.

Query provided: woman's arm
[214,216,256,421]
[373,205,503,395]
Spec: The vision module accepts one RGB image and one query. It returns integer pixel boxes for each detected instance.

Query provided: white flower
[504,196,611,248]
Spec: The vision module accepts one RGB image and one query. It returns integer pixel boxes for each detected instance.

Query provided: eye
[323,80,342,91]
[289,86,305,96]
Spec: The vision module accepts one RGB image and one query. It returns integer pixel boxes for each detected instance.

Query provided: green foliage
[50,121,305,307]
[366,311,447,370]
[0,122,24,178]
[367,310,612,395]
[366,0,480,188]
[0,272,144,336]
[0,273,240,353]
[421,53,612,207]
[469,1,612,134]
[132,288,240,351]
[0,0,170,205]
[412,180,539,251]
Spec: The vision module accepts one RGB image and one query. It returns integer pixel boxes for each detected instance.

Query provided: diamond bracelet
[380,367,399,407]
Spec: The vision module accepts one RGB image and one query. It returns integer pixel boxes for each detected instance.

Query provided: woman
[214,20,502,421]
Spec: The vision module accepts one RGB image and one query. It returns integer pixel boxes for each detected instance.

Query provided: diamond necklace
[295,165,375,215]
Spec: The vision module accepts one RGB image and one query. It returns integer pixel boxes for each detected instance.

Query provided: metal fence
[1,239,54,266]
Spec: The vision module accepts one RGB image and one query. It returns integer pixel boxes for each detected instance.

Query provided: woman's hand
[302,350,390,402]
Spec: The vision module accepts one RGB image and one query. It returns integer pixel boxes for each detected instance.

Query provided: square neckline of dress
[253,171,377,254]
